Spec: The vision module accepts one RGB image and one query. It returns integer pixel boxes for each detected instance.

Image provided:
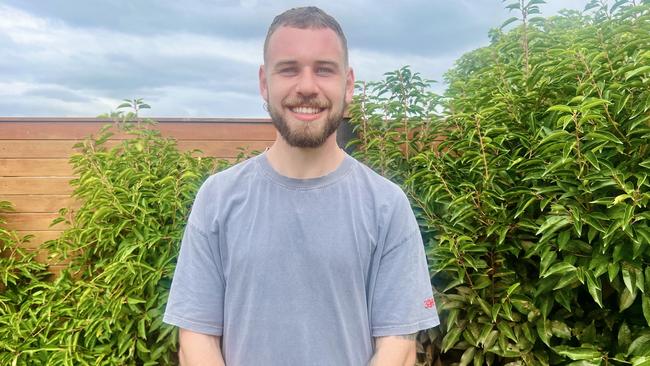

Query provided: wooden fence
[0,117,278,273]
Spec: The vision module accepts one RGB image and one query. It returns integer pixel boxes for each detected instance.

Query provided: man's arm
[368,334,417,366]
[178,328,226,366]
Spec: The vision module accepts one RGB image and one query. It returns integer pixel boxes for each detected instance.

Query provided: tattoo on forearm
[396,333,417,340]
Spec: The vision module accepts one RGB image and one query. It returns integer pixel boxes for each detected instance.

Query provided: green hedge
[0,101,241,365]
[348,1,649,365]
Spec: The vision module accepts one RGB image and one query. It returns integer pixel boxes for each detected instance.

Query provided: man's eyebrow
[273,60,298,69]
[272,60,341,70]
[315,61,340,70]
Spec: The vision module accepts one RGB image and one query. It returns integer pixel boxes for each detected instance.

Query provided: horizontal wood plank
[0,159,73,176]
[0,140,273,158]
[176,141,271,157]
[0,177,74,195]
[0,121,276,140]
[14,230,64,249]
[0,140,83,158]
[0,195,79,213]
[1,213,68,231]
[22,248,70,265]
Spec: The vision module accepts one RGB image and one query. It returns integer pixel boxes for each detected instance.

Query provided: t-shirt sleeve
[163,179,225,336]
[370,190,440,337]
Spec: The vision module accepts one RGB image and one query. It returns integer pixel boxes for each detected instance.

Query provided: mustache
[283,97,330,109]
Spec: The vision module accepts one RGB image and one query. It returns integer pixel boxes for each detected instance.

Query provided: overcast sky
[1,0,588,117]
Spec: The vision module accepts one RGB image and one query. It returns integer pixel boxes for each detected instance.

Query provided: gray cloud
[0,0,590,117]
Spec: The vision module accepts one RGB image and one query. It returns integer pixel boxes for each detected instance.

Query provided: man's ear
[345,67,355,105]
[259,64,268,102]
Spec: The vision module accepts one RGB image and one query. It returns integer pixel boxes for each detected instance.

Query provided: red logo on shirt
[424,297,435,309]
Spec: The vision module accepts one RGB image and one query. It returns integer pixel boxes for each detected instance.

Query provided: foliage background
[348,1,650,365]
[0,101,242,365]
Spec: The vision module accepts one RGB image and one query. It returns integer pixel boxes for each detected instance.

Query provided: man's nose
[295,69,318,97]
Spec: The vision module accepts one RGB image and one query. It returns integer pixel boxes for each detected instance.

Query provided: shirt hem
[163,313,224,336]
[371,317,440,337]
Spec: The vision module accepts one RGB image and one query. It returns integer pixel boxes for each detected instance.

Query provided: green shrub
[349,1,650,365]
[0,201,51,361]
[0,100,245,365]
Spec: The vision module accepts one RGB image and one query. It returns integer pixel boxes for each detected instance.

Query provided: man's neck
[265,133,345,179]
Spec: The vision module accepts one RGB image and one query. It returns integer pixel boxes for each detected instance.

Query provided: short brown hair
[263,6,349,66]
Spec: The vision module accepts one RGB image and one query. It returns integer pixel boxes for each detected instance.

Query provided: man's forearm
[368,334,417,366]
[178,328,226,366]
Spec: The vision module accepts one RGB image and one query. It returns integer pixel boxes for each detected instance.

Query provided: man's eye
[316,67,334,75]
[279,68,297,75]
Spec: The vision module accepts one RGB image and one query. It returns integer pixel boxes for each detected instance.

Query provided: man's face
[259,26,354,148]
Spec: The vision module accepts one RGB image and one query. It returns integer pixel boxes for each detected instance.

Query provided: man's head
[259,7,354,149]
[263,6,349,67]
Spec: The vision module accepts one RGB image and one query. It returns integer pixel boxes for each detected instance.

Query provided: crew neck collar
[255,150,354,190]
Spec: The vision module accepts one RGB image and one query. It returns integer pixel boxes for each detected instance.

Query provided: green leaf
[585,270,603,308]
[441,327,462,353]
[558,230,571,250]
[540,249,557,276]
[483,330,499,349]
[506,2,521,10]
[643,296,650,327]
[632,357,650,366]
[580,98,610,111]
[497,321,517,342]
[585,131,623,145]
[640,159,650,170]
[629,334,650,357]
[623,265,637,295]
[551,320,572,339]
[506,283,520,297]
[619,287,637,312]
[619,322,632,351]
[623,205,635,230]
[554,271,579,290]
[501,16,519,29]
[547,105,574,113]
[136,338,150,354]
[538,130,571,146]
[542,262,577,278]
[127,297,146,305]
[579,320,597,344]
[614,194,632,205]
[514,196,538,219]
[537,318,551,346]
[138,318,147,340]
[536,215,571,236]
[554,345,601,361]
[625,65,650,80]
[459,347,476,366]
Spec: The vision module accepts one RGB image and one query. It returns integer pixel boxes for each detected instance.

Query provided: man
[163,6,439,365]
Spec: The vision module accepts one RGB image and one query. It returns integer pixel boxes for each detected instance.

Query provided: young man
[163,7,439,365]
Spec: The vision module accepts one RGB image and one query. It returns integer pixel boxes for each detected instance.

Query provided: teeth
[291,107,321,114]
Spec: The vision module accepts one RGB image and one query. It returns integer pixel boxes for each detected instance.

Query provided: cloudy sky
[1,0,588,117]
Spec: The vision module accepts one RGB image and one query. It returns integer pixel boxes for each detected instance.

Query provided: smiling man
[163,6,439,366]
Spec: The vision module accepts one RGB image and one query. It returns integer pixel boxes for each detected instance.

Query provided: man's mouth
[289,106,325,115]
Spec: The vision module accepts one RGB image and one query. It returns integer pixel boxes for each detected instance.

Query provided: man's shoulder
[348,156,405,200]
[193,154,261,206]
[203,154,260,188]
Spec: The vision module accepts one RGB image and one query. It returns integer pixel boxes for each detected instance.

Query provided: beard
[268,95,345,148]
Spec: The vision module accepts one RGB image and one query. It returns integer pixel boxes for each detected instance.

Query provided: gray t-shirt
[163,151,439,365]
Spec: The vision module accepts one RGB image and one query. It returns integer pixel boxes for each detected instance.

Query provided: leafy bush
[0,201,51,359]
[0,100,240,365]
[349,1,650,365]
